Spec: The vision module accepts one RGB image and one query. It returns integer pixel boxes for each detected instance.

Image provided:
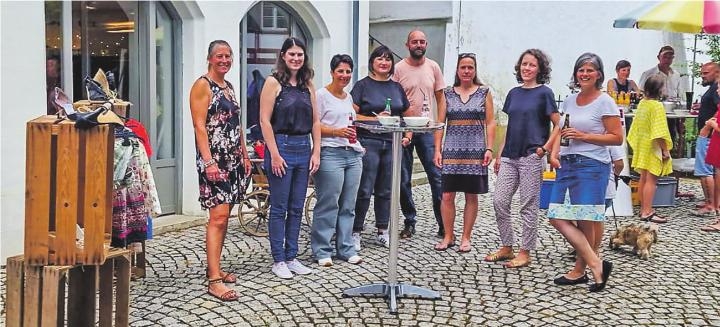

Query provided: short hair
[658,45,675,56]
[571,52,605,89]
[643,74,665,100]
[330,54,354,72]
[514,49,551,84]
[406,29,425,43]
[703,62,720,70]
[368,46,395,76]
[615,60,631,71]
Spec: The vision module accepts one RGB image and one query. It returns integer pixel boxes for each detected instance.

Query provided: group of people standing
[189,31,715,301]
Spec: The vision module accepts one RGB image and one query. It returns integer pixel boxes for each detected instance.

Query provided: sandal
[456,242,472,253]
[484,250,515,262]
[639,212,668,224]
[434,240,456,251]
[206,269,237,283]
[503,258,531,268]
[207,278,239,302]
[701,224,720,232]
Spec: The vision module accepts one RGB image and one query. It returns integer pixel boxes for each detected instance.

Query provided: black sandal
[640,212,667,224]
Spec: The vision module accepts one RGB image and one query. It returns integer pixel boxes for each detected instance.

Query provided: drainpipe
[353,0,359,83]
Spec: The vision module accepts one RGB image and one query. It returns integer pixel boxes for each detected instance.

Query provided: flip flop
[639,212,668,224]
[456,243,472,253]
[434,241,456,251]
[701,224,720,232]
[503,258,531,268]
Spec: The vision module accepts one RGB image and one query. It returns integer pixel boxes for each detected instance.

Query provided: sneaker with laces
[352,232,362,251]
[400,225,416,239]
[286,259,313,275]
[347,255,363,265]
[272,262,293,279]
[318,257,333,267]
[376,229,390,247]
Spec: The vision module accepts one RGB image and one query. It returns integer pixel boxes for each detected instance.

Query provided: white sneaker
[286,259,313,275]
[318,257,333,267]
[347,255,363,265]
[272,262,293,279]
[352,232,362,251]
[376,229,390,248]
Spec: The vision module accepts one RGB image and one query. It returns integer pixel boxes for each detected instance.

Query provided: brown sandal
[484,250,515,262]
[206,269,237,283]
[207,278,239,302]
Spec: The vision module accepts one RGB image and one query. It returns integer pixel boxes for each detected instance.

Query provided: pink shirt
[393,58,445,119]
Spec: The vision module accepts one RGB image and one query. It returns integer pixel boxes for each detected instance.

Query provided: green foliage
[691,34,720,78]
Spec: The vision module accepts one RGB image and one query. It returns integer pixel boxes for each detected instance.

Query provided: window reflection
[45,1,63,114]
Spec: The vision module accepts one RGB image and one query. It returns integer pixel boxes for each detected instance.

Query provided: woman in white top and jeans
[311,54,364,267]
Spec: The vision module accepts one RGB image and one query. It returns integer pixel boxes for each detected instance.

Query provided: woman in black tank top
[259,37,321,278]
[607,60,640,94]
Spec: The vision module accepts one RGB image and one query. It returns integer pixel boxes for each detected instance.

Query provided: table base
[342,283,441,314]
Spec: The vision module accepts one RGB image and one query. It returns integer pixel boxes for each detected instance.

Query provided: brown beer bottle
[560,114,571,146]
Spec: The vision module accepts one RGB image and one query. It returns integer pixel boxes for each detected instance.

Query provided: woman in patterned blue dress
[190,40,251,301]
[432,53,495,252]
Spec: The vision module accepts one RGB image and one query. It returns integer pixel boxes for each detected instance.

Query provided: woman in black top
[606,60,639,94]
[350,46,410,250]
[259,37,321,279]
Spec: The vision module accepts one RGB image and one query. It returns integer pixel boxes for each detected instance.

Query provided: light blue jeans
[311,147,363,260]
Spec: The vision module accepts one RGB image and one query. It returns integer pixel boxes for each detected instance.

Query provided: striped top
[441,86,489,175]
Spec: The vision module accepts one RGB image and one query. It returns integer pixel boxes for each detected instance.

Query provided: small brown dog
[609,223,659,260]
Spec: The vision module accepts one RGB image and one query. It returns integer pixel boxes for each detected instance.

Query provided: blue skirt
[547,154,610,221]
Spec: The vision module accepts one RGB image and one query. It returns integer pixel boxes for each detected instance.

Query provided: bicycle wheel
[238,190,270,237]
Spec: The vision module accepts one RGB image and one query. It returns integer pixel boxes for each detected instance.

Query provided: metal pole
[387,131,402,286]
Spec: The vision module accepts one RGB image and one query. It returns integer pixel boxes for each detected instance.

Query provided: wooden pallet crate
[25,115,114,266]
[5,248,132,327]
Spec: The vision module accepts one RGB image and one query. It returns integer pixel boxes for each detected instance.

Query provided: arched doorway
[239,1,311,141]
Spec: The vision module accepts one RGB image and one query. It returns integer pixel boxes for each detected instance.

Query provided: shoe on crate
[352,232,362,251]
[272,262,293,279]
[286,259,313,275]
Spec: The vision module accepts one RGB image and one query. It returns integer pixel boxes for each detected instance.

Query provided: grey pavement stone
[1,178,719,326]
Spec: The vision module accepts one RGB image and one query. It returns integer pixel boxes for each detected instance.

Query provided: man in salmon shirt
[393,30,446,239]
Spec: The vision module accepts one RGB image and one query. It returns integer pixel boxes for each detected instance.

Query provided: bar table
[342,120,444,314]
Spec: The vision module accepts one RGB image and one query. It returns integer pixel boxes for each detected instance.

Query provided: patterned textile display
[112,130,161,247]
[441,86,489,176]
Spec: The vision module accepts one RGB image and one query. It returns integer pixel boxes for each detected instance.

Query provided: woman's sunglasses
[459,52,476,59]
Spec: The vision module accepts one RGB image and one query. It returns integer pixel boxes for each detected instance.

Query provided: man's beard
[702,79,713,87]
[410,48,426,59]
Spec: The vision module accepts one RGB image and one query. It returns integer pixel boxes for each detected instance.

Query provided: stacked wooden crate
[5,116,131,327]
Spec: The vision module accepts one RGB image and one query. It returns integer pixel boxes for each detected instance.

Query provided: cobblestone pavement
[2,178,720,326]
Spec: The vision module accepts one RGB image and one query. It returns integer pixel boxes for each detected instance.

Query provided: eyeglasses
[459,52,476,59]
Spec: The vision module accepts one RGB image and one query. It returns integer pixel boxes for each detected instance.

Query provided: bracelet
[540,147,548,154]
[203,158,217,168]
[485,149,494,153]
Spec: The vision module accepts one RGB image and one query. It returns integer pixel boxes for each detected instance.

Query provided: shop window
[155,4,175,160]
[45,1,64,114]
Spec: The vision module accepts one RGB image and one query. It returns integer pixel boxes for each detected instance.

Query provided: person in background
[190,40,251,301]
[394,29,446,239]
[639,45,685,101]
[484,49,559,268]
[548,53,622,293]
[693,62,719,216]
[311,54,363,267]
[433,52,495,253]
[46,56,62,114]
[606,60,640,94]
[700,92,720,232]
[351,46,410,250]
[247,69,266,141]
[259,37,321,279]
[627,74,673,224]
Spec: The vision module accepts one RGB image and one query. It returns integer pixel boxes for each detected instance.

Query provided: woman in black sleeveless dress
[260,37,321,279]
[190,40,251,301]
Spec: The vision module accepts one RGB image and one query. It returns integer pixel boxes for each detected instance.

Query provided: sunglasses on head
[459,52,476,59]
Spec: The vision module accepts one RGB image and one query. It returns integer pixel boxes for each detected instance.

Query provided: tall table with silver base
[343,121,445,314]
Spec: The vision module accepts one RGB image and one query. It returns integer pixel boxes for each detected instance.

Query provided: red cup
[348,125,357,144]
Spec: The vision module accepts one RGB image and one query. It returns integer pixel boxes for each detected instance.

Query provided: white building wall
[1,1,48,261]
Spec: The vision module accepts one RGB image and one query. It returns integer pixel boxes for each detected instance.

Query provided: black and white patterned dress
[195,76,246,209]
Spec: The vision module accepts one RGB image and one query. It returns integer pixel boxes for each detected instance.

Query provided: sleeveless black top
[271,83,313,135]
[613,78,630,93]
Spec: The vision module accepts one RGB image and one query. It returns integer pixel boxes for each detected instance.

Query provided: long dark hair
[453,53,483,87]
[273,37,314,89]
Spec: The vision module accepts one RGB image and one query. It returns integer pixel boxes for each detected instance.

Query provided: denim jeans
[311,147,362,260]
[265,134,310,263]
[400,132,443,228]
[354,137,393,232]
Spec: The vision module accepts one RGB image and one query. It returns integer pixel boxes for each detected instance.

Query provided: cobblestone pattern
[1,178,719,326]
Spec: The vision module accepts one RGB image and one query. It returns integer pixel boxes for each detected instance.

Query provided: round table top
[355,121,445,134]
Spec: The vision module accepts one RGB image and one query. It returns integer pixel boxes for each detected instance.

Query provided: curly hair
[273,37,314,89]
[514,49,551,84]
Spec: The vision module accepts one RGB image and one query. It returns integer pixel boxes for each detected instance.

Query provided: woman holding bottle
[547,53,622,292]
[350,46,409,250]
[311,54,363,266]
